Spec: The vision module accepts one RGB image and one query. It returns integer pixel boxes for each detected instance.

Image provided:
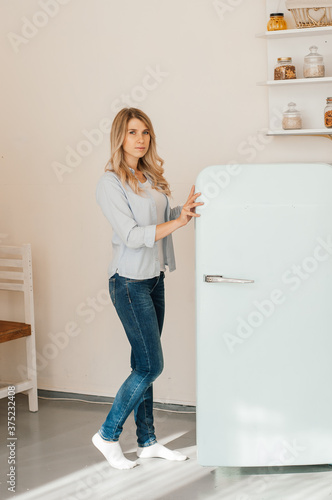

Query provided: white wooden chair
[0,244,38,411]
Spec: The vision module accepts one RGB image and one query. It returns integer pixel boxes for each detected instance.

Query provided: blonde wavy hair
[105,108,171,197]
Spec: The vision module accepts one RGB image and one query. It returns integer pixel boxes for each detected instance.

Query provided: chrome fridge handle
[204,275,254,284]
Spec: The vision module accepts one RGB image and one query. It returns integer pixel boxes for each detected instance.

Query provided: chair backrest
[0,244,35,330]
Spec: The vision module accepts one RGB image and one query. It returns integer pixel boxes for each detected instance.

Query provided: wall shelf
[267,128,332,137]
[259,0,332,136]
[257,26,332,39]
[258,77,332,86]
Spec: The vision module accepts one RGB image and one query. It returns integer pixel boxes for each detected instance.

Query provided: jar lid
[326,97,332,102]
[283,102,301,116]
[277,57,292,61]
[304,46,324,64]
[270,12,284,16]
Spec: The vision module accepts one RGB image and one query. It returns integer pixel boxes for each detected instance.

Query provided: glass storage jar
[267,13,287,31]
[324,97,332,128]
[282,102,302,130]
[274,57,296,80]
[303,46,325,78]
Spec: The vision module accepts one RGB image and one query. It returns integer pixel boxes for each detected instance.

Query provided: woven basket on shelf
[289,7,332,27]
[285,1,332,27]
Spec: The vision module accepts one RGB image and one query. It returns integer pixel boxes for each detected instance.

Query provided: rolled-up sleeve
[96,175,156,249]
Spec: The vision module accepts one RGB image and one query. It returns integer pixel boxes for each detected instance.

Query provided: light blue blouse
[96,168,182,279]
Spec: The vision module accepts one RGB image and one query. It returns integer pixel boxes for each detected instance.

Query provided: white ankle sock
[92,433,137,470]
[137,442,187,461]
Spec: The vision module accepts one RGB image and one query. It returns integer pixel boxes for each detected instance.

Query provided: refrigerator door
[195,163,332,467]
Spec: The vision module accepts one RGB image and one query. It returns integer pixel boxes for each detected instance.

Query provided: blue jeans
[99,271,165,447]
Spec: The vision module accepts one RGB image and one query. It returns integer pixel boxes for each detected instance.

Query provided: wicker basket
[287,6,332,27]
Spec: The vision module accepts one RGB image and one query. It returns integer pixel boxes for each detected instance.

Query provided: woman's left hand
[177,186,204,227]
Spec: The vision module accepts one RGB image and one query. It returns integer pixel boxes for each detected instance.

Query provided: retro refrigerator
[195,163,332,467]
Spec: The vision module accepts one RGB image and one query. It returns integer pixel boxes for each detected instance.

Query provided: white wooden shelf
[267,128,332,136]
[258,77,332,86]
[259,0,332,139]
[256,26,332,39]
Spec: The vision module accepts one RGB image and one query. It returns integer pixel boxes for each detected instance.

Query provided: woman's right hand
[177,185,204,227]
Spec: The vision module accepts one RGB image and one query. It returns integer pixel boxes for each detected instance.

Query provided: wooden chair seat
[0,320,31,343]
[0,244,38,411]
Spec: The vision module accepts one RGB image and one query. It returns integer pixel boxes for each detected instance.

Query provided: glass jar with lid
[267,13,287,31]
[274,57,296,80]
[324,98,332,128]
[282,102,302,130]
[303,46,325,78]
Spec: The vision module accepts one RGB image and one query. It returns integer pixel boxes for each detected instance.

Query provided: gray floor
[1,395,332,500]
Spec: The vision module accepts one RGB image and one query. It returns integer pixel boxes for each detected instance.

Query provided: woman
[93,107,203,470]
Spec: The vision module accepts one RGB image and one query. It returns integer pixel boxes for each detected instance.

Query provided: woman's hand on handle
[177,185,204,227]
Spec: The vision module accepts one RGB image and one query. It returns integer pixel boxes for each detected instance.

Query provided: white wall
[1,0,331,405]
